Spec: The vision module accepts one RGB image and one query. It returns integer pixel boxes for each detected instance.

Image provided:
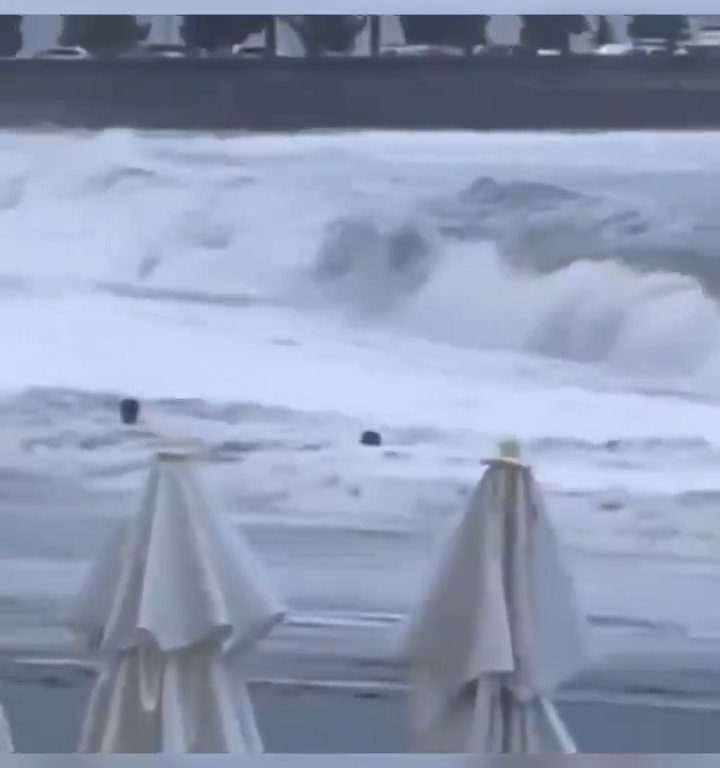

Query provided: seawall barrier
[1,54,719,131]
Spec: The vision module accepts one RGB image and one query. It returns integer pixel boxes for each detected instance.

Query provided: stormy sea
[2,129,720,752]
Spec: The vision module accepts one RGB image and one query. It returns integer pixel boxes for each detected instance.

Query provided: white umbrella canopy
[68,451,286,753]
[402,446,588,753]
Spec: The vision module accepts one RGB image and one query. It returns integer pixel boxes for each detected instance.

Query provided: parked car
[593,39,688,56]
[630,37,688,55]
[34,46,90,60]
[128,43,197,58]
[594,42,634,55]
[685,27,720,56]
[380,44,464,57]
[474,44,516,56]
[230,43,268,57]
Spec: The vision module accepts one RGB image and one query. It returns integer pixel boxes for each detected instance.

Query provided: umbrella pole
[539,696,578,754]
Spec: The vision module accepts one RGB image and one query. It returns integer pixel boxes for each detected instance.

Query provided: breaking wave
[3,128,720,391]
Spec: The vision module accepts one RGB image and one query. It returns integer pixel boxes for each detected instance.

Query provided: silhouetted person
[120,397,140,425]
[360,430,382,447]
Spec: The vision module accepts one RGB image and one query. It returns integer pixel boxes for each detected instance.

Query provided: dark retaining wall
[2,54,720,131]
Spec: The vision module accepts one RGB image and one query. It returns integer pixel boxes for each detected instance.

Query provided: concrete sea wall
[1,54,720,131]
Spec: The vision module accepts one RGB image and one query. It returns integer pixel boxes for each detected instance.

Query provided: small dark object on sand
[360,430,382,447]
[119,397,140,425]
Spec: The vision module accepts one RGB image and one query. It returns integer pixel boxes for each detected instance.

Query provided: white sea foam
[2,129,720,666]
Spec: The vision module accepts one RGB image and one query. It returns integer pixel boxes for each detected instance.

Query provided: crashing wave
[312,216,437,313]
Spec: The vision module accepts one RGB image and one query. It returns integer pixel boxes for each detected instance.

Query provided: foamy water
[2,129,720,683]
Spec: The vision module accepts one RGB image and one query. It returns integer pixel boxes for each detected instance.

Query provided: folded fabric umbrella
[403,444,587,753]
[68,451,286,753]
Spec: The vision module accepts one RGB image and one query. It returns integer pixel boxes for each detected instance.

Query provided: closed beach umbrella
[68,451,286,753]
[403,443,587,753]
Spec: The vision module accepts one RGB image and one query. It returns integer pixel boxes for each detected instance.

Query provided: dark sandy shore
[3,660,720,754]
